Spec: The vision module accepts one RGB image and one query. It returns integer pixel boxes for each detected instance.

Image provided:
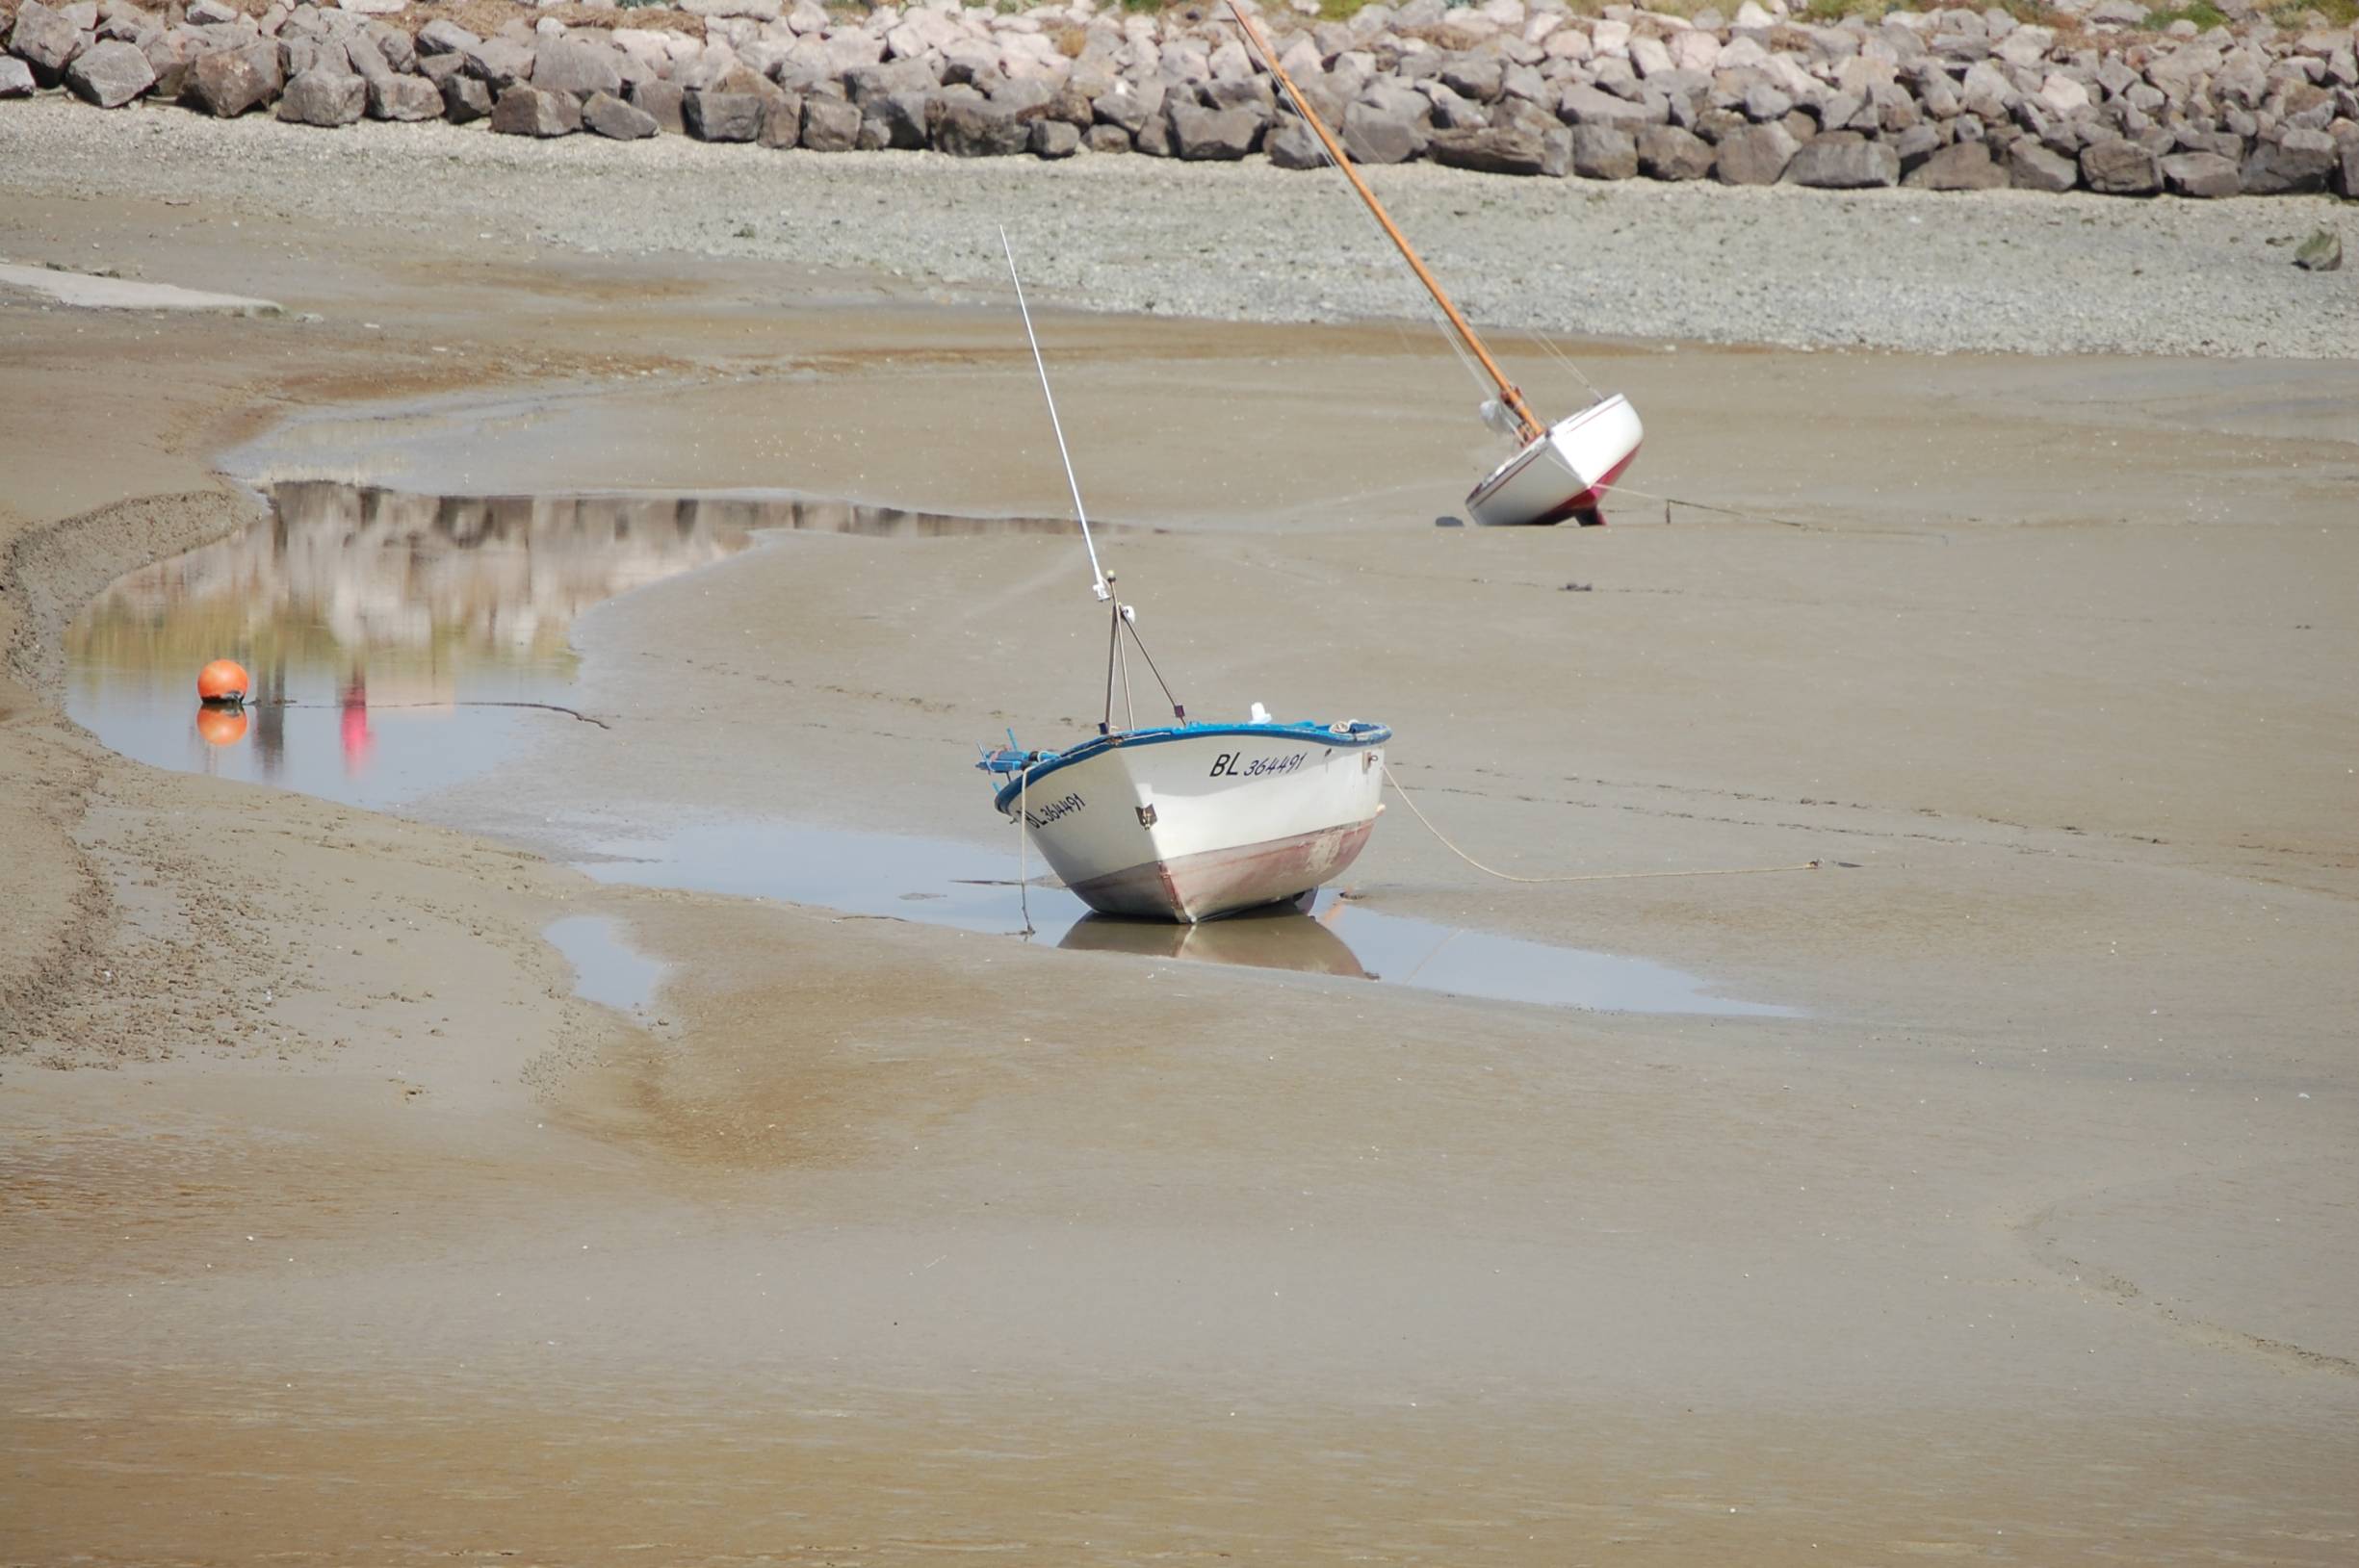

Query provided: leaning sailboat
[1227,0,1643,527]
[977,231,1391,924]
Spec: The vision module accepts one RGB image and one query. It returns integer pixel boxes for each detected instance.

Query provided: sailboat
[977,231,1391,924]
[1227,0,1644,527]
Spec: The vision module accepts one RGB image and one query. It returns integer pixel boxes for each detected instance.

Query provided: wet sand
[4,185,2356,1565]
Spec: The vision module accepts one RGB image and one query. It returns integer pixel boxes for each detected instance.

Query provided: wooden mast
[1224,0,1543,446]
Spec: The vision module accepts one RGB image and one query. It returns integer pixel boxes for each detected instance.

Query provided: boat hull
[1466,394,1644,527]
[999,724,1387,923]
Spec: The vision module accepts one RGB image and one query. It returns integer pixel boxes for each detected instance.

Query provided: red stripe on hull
[1522,447,1642,527]
[1067,818,1379,924]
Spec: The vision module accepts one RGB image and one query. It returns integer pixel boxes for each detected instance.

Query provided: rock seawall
[5,0,2356,198]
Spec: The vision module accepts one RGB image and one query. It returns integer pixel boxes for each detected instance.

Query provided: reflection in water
[1062,899,1369,980]
[581,818,1793,1017]
[65,482,1077,810]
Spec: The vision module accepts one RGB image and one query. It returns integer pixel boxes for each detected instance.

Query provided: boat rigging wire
[1380,761,1822,885]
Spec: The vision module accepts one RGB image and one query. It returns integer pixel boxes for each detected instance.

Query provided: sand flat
[3,167,2353,1567]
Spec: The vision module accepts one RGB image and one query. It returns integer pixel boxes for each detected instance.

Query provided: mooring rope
[1380,761,1819,886]
[1016,762,1035,937]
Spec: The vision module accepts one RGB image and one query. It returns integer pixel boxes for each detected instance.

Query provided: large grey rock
[1782,130,1899,187]
[1420,82,1488,133]
[531,37,622,100]
[462,37,532,90]
[1440,53,1503,103]
[488,81,579,136]
[1082,122,1130,154]
[0,57,34,96]
[282,38,350,81]
[627,77,685,135]
[860,90,929,149]
[2294,227,2343,270]
[365,71,441,120]
[684,88,762,141]
[11,1,88,82]
[2242,129,2339,193]
[582,89,656,139]
[798,92,861,151]
[341,33,393,85]
[1134,103,1175,158]
[934,96,1027,156]
[63,37,151,105]
[1714,121,1797,184]
[1430,123,1572,177]
[1092,78,1163,136]
[11,1,91,84]
[2340,136,2359,200]
[1904,140,2009,189]
[1569,122,1639,179]
[1743,82,1794,122]
[2079,138,2159,194]
[759,90,801,148]
[843,57,937,107]
[414,19,479,57]
[1030,117,1079,158]
[1267,118,1322,168]
[1341,98,1426,163]
[1558,80,1655,128]
[1170,100,1260,159]
[275,65,363,125]
[185,39,279,116]
[439,72,492,122]
[1637,122,1715,179]
[2160,150,2241,198]
[2007,137,2079,191]
[370,21,416,76]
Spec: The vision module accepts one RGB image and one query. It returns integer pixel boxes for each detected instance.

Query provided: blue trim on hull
[984,719,1390,814]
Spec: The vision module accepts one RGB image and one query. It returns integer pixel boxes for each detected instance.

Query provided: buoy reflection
[194,706,247,747]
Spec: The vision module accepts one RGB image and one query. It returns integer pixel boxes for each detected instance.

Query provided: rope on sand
[1381,762,1820,887]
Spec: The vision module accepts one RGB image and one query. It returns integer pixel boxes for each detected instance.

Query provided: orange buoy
[196,658,250,706]
[195,706,248,747]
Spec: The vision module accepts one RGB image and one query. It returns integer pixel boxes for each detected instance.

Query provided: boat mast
[999,224,1112,604]
[1225,0,1544,446]
[999,226,1188,734]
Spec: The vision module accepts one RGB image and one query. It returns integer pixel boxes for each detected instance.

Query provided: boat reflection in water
[1060,897,1369,980]
[583,818,1790,1015]
[65,481,1076,809]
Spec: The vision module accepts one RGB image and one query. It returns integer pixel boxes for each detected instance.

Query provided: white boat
[1466,394,1646,529]
[988,718,1389,923]
[1228,1,1644,528]
[978,232,1390,924]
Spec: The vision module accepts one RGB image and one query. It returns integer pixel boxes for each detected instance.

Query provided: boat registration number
[1024,792,1085,830]
[1209,750,1308,780]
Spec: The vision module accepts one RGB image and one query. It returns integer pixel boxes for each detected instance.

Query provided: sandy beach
[4,99,2356,1565]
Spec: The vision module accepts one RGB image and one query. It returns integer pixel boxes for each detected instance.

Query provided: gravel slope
[4,96,2354,357]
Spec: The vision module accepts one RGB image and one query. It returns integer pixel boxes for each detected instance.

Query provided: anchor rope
[1380,761,1820,886]
[1017,763,1034,937]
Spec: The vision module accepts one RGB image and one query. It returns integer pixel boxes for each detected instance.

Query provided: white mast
[998,225,1111,604]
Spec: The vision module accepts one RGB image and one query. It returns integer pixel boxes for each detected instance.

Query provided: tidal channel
[67,480,1792,1018]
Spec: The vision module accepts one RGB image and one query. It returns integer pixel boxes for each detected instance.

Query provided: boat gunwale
[990,719,1390,813]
